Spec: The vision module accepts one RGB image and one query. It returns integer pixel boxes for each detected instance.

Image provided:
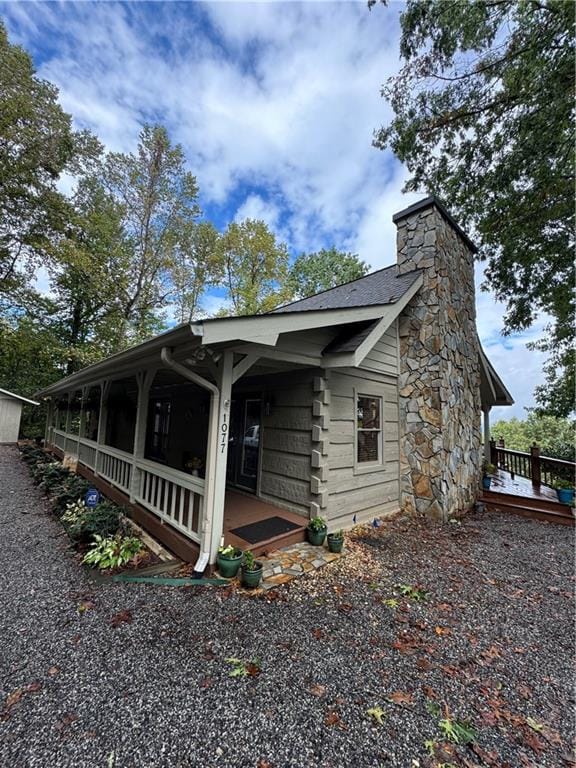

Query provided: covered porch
[44,349,313,565]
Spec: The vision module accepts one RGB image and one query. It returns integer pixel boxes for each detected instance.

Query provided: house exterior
[37,196,513,570]
[0,388,38,444]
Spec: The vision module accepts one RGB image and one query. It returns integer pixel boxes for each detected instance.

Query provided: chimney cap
[392,195,478,254]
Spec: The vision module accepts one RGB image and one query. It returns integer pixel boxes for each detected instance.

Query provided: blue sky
[1,1,547,419]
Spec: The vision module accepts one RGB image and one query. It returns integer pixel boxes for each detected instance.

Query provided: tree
[373,0,575,415]
[216,219,290,315]
[287,247,369,299]
[170,221,219,323]
[0,21,100,297]
[49,177,132,373]
[491,413,575,462]
[99,124,202,342]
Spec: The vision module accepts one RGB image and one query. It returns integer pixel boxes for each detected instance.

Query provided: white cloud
[234,194,280,230]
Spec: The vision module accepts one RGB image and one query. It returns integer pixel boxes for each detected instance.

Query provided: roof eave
[35,324,199,398]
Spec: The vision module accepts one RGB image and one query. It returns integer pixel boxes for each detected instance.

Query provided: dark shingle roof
[273,265,421,313]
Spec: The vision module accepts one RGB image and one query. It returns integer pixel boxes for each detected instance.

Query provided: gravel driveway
[0,445,574,768]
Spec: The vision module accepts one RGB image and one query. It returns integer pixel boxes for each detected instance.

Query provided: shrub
[51,475,91,515]
[35,462,70,491]
[61,500,86,525]
[20,446,47,465]
[68,501,123,543]
[82,535,143,570]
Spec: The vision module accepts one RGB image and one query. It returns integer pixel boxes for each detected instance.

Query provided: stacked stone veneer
[395,202,482,520]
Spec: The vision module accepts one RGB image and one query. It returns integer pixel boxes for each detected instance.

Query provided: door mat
[230,516,303,544]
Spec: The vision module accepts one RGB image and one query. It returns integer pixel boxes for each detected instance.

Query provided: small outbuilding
[0,388,39,444]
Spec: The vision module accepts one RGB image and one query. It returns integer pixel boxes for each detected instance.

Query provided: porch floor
[223,490,308,555]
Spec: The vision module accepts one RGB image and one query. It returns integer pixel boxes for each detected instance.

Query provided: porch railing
[490,440,576,488]
[52,428,67,452]
[134,458,202,543]
[96,445,133,494]
[46,429,203,543]
[78,438,97,470]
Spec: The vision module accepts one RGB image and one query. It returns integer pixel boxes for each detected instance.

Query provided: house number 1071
[220,413,228,453]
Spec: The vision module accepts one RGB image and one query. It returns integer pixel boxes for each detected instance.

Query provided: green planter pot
[307,527,327,546]
[217,551,243,578]
[240,563,263,589]
[327,534,344,553]
[557,488,574,505]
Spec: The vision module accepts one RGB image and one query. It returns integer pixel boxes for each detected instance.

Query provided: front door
[226,396,261,492]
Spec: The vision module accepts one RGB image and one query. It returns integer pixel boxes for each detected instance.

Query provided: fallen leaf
[337,603,353,613]
[388,690,414,706]
[324,710,341,727]
[416,657,434,671]
[3,689,23,710]
[526,716,544,732]
[110,610,133,627]
[324,709,347,730]
[435,626,451,636]
[257,761,273,768]
[56,712,78,732]
[77,600,95,613]
[245,662,261,678]
[366,706,386,725]
[48,666,60,677]
[199,676,212,689]
[311,628,324,640]
[523,729,546,755]
[309,683,326,697]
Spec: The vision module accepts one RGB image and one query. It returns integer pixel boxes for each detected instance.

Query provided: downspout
[160,347,219,574]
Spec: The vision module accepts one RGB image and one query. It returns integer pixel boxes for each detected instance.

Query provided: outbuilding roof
[0,388,39,406]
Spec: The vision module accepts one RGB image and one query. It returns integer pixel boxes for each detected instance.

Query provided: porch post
[77,387,87,455]
[44,399,52,446]
[64,392,72,435]
[204,350,234,566]
[530,442,541,488]
[482,406,491,464]
[130,370,154,502]
[94,380,110,476]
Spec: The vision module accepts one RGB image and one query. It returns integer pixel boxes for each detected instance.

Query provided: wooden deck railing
[490,440,575,488]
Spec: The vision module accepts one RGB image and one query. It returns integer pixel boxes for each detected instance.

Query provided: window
[356,394,382,466]
[148,399,171,462]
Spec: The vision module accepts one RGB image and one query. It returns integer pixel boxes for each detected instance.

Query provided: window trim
[354,388,384,475]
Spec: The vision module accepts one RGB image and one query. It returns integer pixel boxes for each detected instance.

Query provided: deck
[481,470,574,526]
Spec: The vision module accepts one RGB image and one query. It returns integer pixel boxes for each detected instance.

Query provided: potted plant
[217,544,243,578]
[553,478,575,505]
[185,456,204,477]
[240,550,263,589]
[481,462,496,490]
[327,529,344,553]
[307,516,327,546]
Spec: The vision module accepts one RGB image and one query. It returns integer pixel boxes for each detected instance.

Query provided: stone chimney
[394,197,482,520]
